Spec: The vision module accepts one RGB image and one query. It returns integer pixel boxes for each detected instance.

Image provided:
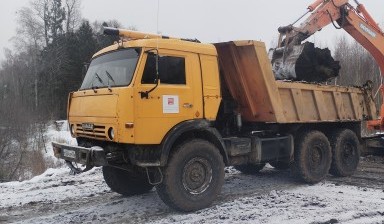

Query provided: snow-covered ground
[1,122,383,223]
[1,162,384,224]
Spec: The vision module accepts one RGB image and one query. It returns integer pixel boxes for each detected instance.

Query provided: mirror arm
[140,79,159,99]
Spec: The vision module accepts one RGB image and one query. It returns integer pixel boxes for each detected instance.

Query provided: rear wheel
[234,163,266,174]
[102,166,153,196]
[292,130,331,184]
[156,139,224,212]
[329,129,360,177]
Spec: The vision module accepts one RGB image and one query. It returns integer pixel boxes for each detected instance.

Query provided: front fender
[159,119,228,166]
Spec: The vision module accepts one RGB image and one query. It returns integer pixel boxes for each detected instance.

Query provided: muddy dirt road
[1,156,384,224]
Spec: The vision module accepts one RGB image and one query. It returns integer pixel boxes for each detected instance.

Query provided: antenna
[155,0,160,88]
[156,0,160,50]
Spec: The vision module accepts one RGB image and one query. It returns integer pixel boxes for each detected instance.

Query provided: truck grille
[76,124,107,140]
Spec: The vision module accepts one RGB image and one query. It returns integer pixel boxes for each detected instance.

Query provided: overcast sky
[0,0,383,62]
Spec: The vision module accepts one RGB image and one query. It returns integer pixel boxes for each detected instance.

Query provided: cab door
[134,49,203,144]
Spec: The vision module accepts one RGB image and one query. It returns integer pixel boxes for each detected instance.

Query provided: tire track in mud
[328,158,384,190]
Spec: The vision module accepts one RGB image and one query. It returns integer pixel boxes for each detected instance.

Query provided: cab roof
[93,39,218,59]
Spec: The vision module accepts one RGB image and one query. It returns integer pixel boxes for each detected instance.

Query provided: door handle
[183,103,193,108]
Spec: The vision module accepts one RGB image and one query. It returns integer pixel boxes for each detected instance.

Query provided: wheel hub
[309,145,323,168]
[182,157,212,195]
[342,143,355,166]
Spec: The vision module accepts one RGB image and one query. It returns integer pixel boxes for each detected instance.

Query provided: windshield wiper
[89,72,104,93]
[105,70,115,92]
[95,72,105,85]
[105,70,115,84]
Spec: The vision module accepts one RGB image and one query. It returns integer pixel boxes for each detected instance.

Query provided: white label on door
[163,95,179,114]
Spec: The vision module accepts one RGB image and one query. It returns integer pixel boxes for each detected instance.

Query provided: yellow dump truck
[52,27,376,211]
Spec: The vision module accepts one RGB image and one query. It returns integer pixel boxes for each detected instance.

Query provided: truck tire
[269,161,290,170]
[292,130,331,184]
[234,163,266,174]
[102,166,153,196]
[156,139,224,212]
[329,129,360,177]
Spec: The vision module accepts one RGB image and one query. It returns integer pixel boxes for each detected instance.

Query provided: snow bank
[0,167,106,209]
[44,120,77,160]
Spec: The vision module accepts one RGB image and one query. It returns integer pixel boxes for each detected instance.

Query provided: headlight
[108,127,114,140]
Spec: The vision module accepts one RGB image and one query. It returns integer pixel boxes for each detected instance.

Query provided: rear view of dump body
[214,41,377,123]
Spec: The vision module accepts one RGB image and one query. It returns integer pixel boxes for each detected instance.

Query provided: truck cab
[54,35,230,211]
[69,39,221,146]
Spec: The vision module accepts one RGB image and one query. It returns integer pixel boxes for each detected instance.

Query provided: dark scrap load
[270,42,341,82]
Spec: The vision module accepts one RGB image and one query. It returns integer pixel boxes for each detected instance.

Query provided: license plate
[82,123,94,131]
[63,148,76,159]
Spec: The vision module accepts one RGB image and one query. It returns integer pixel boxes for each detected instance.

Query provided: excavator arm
[281,0,384,69]
[275,0,384,130]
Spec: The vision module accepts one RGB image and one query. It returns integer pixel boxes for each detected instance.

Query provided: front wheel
[102,166,153,196]
[156,139,225,212]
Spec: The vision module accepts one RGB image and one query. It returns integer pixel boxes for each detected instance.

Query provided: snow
[44,120,77,160]
[1,165,383,223]
[0,168,107,209]
[1,122,383,223]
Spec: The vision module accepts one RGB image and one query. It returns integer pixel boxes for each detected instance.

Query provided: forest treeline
[0,0,121,181]
[0,0,381,181]
[1,0,121,121]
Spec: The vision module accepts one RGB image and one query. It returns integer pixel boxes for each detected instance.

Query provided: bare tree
[28,0,66,46]
[15,6,45,109]
[333,36,381,107]
[16,7,45,49]
[64,0,81,33]
[29,0,50,46]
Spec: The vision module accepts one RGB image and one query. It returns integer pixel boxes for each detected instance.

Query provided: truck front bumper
[52,142,108,169]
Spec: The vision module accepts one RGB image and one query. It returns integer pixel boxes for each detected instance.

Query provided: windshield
[80,48,141,90]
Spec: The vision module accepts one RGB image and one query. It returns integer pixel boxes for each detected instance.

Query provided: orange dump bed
[214,40,377,123]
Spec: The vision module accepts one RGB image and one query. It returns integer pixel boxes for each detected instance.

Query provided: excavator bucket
[270,42,341,82]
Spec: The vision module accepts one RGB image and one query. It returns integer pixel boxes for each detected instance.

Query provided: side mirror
[144,49,160,83]
[140,50,160,99]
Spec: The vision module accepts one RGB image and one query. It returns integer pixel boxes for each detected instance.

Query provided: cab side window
[142,53,186,85]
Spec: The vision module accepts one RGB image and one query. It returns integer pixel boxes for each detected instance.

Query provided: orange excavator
[271,0,384,130]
